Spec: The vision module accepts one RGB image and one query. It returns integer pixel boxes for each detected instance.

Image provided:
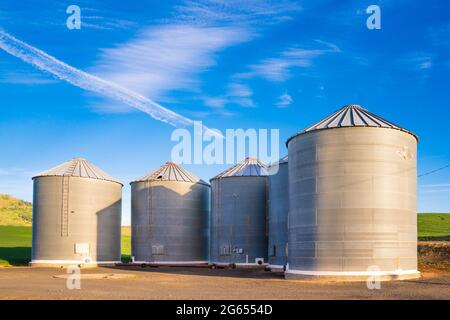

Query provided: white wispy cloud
[0,167,36,177]
[203,97,228,109]
[81,14,136,30]
[400,53,433,71]
[236,40,341,82]
[226,83,255,107]
[91,0,300,114]
[174,0,301,25]
[419,183,450,194]
[227,83,253,97]
[202,82,255,110]
[275,92,293,107]
[93,24,251,102]
[0,29,220,137]
[0,70,57,85]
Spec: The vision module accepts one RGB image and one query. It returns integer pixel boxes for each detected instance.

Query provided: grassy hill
[0,194,32,226]
[418,213,450,240]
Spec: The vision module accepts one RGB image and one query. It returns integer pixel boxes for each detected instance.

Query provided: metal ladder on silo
[61,176,70,237]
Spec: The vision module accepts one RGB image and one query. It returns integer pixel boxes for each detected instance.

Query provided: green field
[0,226,32,266]
[0,214,449,267]
[0,195,32,227]
[418,213,450,239]
[121,227,131,263]
[0,226,132,267]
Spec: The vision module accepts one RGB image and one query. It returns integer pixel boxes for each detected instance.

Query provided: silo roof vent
[211,157,269,180]
[33,157,122,185]
[131,162,209,186]
[287,104,418,146]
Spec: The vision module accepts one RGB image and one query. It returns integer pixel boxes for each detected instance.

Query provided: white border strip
[285,269,419,276]
[268,264,285,269]
[132,261,208,265]
[31,260,121,265]
[210,262,268,267]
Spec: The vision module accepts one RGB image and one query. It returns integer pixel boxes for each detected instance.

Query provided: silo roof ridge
[33,158,122,185]
[211,157,269,180]
[131,162,209,186]
[287,104,418,146]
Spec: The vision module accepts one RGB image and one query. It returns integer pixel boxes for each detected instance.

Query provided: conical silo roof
[211,157,269,180]
[276,155,288,164]
[268,156,288,175]
[33,157,122,185]
[287,104,418,146]
[131,162,209,186]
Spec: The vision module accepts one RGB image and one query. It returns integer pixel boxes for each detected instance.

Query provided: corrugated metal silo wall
[32,177,122,262]
[268,162,288,268]
[210,176,268,264]
[288,127,417,273]
[131,181,210,263]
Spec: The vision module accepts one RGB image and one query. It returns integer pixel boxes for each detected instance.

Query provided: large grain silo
[210,157,269,267]
[268,156,289,272]
[131,162,210,265]
[31,158,122,267]
[286,105,419,280]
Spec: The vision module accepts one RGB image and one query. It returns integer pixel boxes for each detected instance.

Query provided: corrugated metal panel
[32,176,122,264]
[211,157,269,180]
[131,173,210,264]
[287,105,418,146]
[131,162,209,186]
[210,176,268,265]
[33,158,122,185]
[268,157,289,269]
[286,126,418,278]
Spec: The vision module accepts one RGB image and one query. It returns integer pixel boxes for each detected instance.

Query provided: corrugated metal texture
[132,162,209,186]
[131,163,210,264]
[268,158,289,269]
[287,105,418,146]
[33,157,122,185]
[287,126,418,277]
[210,158,268,265]
[32,175,122,264]
[212,157,269,179]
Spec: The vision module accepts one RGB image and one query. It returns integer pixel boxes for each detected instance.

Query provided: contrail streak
[0,29,221,137]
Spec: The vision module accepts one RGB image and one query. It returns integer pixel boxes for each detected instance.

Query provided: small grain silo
[286,105,419,280]
[268,156,289,272]
[210,157,269,267]
[130,162,210,265]
[31,158,122,266]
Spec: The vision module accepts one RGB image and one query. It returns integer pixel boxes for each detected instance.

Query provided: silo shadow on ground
[103,264,285,280]
[0,247,31,266]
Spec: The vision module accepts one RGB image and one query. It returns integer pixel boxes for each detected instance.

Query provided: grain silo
[286,105,419,280]
[130,162,210,265]
[210,157,269,267]
[268,156,288,272]
[31,158,122,267]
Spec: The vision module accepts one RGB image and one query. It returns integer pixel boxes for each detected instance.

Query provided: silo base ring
[284,269,421,282]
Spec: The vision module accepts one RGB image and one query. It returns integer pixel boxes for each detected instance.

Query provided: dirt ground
[0,265,448,300]
[0,241,448,300]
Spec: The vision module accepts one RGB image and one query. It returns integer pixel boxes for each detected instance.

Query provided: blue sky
[0,0,449,225]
